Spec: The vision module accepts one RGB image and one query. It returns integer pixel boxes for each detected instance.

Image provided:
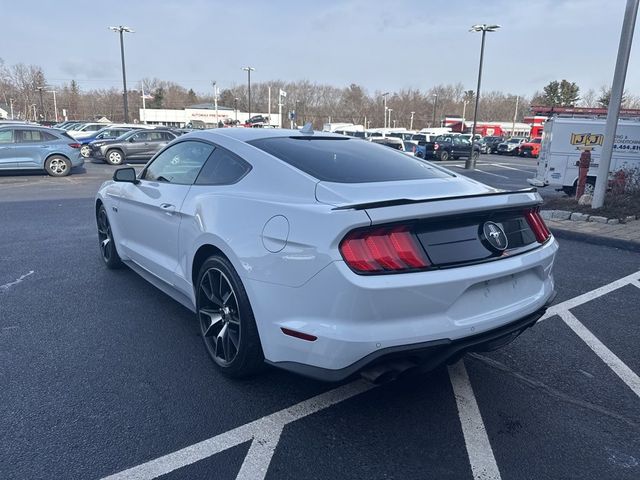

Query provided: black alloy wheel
[439,150,450,161]
[97,205,123,269]
[196,256,263,377]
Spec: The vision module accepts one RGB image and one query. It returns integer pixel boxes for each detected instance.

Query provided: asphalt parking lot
[1,155,639,480]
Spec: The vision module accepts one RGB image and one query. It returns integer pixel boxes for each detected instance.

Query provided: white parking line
[101,380,374,480]
[448,361,502,480]
[101,270,640,480]
[559,310,640,398]
[452,165,509,179]
[489,163,536,173]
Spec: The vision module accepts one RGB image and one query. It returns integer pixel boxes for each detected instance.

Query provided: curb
[550,226,640,253]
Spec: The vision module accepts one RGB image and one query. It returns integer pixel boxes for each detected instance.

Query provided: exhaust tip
[360,359,417,384]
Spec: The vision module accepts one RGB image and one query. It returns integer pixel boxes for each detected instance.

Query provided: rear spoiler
[332,188,539,211]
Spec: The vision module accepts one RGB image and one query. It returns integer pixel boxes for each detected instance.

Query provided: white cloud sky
[2,0,637,98]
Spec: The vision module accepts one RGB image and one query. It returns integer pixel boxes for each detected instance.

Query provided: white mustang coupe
[95,127,557,382]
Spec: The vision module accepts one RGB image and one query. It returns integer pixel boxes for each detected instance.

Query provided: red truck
[518,137,542,158]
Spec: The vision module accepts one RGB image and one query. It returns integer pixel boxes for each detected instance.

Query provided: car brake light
[524,208,551,243]
[340,226,430,274]
[68,143,81,149]
[434,144,439,150]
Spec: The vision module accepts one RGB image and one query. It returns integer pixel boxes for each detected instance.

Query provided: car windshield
[249,136,452,183]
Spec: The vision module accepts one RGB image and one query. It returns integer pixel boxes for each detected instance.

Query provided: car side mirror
[113,167,138,184]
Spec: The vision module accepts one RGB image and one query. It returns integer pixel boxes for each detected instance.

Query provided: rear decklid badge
[481,221,508,252]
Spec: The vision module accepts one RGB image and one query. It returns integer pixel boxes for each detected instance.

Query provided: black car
[483,136,505,154]
[88,129,177,165]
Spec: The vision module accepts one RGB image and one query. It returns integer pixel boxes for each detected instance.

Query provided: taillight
[524,208,551,243]
[434,144,439,150]
[339,226,431,274]
[68,143,81,149]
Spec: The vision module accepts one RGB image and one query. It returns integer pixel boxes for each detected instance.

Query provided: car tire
[439,151,450,161]
[96,204,123,269]
[196,255,264,378]
[106,149,125,166]
[80,145,91,158]
[44,155,71,177]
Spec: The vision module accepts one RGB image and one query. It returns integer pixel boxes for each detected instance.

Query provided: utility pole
[109,26,134,123]
[511,95,519,136]
[382,92,389,128]
[9,98,14,119]
[48,90,58,122]
[36,86,45,121]
[432,94,438,127]
[410,111,415,130]
[278,89,286,128]
[592,0,639,209]
[212,81,219,126]
[242,66,255,120]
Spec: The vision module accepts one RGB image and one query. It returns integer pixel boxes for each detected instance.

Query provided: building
[443,117,531,137]
[0,106,8,119]
[139,103,281,128]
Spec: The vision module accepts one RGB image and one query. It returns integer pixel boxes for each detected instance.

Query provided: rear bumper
[268,298,553,382]
[248,237,558,380]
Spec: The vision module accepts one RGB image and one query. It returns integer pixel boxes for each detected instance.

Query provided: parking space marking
[559,310,640,398]
[102,270,640,480]
[449,361,502,480]
[540,270,640,321]
[488,163,536,173]
[451,165,509,179]
[101,380,374,480]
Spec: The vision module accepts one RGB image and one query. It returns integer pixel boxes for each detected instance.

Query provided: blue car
[0,125,84,176]
[79,127,140,158]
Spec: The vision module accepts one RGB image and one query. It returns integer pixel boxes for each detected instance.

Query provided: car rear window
[248,136,452,183]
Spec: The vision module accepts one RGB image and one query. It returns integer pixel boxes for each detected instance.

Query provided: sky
[2,0,638,98]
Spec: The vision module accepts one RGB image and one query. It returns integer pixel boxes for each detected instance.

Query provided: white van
[528,116,640,195]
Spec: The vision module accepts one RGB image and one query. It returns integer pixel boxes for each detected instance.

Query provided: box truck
[528,116,640,195]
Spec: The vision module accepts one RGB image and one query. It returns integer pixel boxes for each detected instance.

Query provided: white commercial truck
[528,116,640,195]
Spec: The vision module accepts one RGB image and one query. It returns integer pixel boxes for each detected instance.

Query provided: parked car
[482,136,505,154]
[95,128,557,381]
[245,115,269,127]
[78,127,142,158]
[370,136,404,150]
[67,122,114,139]
[88,129,178,165]
[416,134,480,161]
[0,125,83,176]
[519,137,542,158]
[497,137,527,155]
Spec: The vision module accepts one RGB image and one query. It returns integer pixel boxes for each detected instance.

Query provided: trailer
[528,116,640,195]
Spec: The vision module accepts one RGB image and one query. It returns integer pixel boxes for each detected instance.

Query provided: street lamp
[387,109,393,130]
[36,86,45,121]
[381,92,390,128]
[466,23,500,169]
[234,97,238,122]
[242,66,255,119]
[108,25,134,123]
[48,90,58,122]
[432,94,438,127]
[410,111,415,130]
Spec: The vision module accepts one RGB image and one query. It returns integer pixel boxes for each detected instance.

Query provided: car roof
[185,127,345,143]
[0,124,58,131]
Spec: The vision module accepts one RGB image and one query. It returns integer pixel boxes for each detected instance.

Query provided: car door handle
[160,203,176,214]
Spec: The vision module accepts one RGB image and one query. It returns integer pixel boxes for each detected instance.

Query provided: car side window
[142,141,215,185]
[0,129,14,144]
[195,146,251,185]
[131,132,148,142]
[161,132,175,141]
[17,130,45,143]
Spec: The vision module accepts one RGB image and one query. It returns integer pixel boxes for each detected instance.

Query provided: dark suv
[88,129,177,165]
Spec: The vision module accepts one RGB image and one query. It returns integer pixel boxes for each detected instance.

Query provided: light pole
[461,100,468,133]
[48,90,58,122]
[9,98,14,119]
[381,92,389,128]
[387,109,393,130]
[410,111,415,130]
[466,23,500,170]
[234,97,238,122]
[242,66,255,120]
[432,94,438,127]
[109,26,134,123]
[212,81,219,126]
[36,86,45,121]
